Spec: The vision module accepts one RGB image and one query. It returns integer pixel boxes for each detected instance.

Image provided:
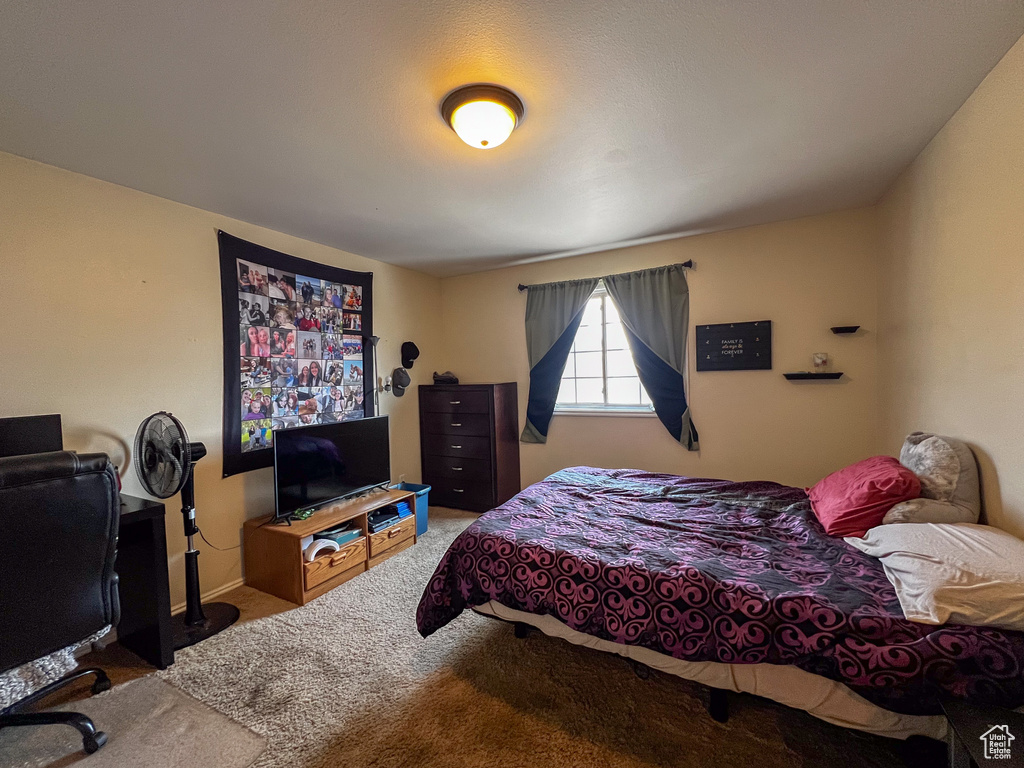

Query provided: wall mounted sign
[695,320,772,371]
[218,231,374,477]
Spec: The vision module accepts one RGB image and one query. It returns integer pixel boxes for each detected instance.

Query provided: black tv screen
[274,416,390,518]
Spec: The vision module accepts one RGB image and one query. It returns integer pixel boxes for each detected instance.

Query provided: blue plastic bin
[391,482,431,536]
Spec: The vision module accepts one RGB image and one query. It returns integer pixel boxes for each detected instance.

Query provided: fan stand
[174,445,240,650]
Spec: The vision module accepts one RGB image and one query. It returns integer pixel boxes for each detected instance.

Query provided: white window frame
[554,284,656,417]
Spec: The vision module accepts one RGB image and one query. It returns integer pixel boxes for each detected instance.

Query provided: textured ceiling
[1,2,1022,276]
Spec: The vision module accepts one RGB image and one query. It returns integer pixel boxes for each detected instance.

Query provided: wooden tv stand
[243,488,417,605]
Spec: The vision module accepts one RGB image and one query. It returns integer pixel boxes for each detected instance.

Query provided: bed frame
[470,603,948,743]
[496,606,947,764]
[478,609,730,723]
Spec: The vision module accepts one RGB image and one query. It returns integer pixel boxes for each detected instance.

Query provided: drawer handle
[453,488,465,493]
[451,422,462,427]
[451,444,462,449]
[452,466,463,471]
[388,527,403,538]
[449,400,461,404]
[329,550,352,566]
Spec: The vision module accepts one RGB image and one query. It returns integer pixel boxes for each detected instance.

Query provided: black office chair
[0,451,120,754]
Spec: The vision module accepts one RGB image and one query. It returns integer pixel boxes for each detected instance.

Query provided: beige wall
[0,151,442,608]
[6,28,1023,608]
[877,34,1024,537]
[440,208,881,489]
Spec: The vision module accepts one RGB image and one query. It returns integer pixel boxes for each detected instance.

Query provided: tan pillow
[845,523,1024,631]
[883,432,980,525]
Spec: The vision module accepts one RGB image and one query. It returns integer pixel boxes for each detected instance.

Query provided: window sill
[553,407,657,418]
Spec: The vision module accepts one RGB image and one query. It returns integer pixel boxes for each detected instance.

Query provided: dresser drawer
[303,537,366,590]
[423,454,491,481]
[430,478,495,512]
[423,433,492,460]
[368,516,416,559]
[422,412,491,437]
[420,389,491,414]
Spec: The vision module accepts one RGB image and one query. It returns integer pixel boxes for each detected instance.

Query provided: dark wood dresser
[419,383,521,512]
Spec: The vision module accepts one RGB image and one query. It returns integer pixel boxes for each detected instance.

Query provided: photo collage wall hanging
[218,231,374,476]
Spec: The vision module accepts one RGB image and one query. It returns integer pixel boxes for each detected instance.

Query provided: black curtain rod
[517,260,694,292]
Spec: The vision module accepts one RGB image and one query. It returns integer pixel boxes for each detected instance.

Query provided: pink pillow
[807,456,921,537]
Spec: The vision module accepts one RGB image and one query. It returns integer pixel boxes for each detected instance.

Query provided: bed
[416,466,1024,739]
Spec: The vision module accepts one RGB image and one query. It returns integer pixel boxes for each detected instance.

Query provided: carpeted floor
[0,676,265,768]
[143,507,936,768]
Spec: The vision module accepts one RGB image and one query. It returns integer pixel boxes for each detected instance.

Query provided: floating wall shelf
[830,326,860,334]
[783,372,844,381]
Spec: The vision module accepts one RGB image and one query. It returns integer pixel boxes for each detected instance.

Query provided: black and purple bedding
[416,467,1024,715]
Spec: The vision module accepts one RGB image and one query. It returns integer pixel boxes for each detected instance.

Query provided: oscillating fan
[134,412,240,649]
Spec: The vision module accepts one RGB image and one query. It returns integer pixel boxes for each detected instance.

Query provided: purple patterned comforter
[417,467,1024,715]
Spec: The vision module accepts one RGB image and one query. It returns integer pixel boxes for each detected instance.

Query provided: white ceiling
[1,2,1022,276]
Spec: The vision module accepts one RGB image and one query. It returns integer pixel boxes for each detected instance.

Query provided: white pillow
[845,523,1024,632]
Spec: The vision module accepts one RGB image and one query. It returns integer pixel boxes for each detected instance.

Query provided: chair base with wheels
[0,667,112,754]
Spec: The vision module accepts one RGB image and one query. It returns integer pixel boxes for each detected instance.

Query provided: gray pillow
[882,432,980,525]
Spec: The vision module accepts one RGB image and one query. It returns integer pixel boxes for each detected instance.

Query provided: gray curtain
[521,278,600,443]
[604,264,699,450]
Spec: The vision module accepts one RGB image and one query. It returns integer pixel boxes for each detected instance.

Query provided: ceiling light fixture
[441,84,525,150]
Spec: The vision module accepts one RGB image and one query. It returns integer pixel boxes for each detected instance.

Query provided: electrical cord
[196,525,241,551]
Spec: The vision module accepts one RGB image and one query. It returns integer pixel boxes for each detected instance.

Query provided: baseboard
[170,577,245,616]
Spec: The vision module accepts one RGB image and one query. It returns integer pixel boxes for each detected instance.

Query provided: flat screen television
[273,416,390,520]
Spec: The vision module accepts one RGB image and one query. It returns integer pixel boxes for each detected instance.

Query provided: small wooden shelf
[830,326,860,334]
[783,372,844,380]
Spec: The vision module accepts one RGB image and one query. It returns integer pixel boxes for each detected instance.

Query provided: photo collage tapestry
[218,231,374,476]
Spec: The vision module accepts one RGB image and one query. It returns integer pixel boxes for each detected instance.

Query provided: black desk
[117,494,174,669]
[943,700,1024,767]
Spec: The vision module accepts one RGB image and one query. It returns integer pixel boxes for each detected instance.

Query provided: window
[555,285,653,413]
